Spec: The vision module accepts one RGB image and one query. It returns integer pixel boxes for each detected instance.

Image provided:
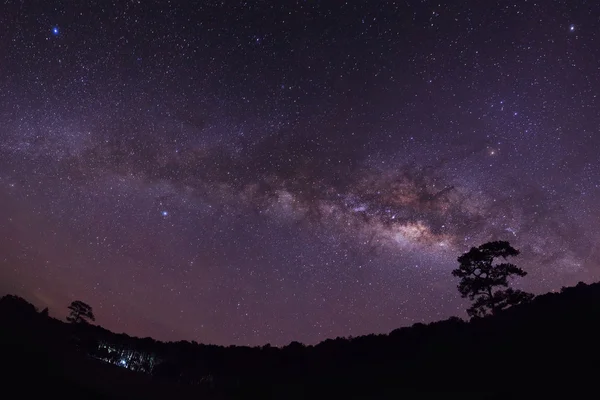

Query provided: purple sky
[1,0,599,346]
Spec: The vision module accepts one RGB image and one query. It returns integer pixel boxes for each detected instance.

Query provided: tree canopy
[67,300,96,324]
[452,241,534,317]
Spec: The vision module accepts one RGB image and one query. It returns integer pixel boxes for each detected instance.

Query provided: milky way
[1,1,599,346]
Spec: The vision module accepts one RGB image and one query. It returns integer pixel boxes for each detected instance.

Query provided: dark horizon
[6,279,600,398]
[1,1,599,347]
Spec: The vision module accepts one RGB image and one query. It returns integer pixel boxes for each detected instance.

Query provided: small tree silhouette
[67,300,96,324]
[452,241,534,318]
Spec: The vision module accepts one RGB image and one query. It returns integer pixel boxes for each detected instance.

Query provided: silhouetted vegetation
[67,300,96,324]
[4,272,600,397]
[452,241,535,317]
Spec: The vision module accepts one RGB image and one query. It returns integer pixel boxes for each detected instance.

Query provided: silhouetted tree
[452,241,534,317]
[67,300,95,324]
[40,307,49,317]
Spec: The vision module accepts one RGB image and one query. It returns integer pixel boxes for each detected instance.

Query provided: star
[569,25,575,32]
[161,211,169,217]
[52,26,60,36]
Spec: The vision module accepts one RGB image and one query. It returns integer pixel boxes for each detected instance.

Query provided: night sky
[1,0,599,346]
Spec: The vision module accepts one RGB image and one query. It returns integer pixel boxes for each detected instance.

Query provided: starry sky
[1,0,599,346]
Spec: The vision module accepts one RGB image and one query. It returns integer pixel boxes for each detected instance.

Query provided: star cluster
[0,1,599,346]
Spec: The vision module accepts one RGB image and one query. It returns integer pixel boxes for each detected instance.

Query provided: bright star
[161,210,169,217]
[569,25,575,32]
[52,26,59,36]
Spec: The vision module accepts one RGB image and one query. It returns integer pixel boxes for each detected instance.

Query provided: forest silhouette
[1,242,599,398]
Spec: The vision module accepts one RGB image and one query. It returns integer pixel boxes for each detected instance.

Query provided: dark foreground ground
[4,281,600,399]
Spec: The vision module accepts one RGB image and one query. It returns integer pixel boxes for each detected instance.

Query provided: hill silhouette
[2,281,600,398]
